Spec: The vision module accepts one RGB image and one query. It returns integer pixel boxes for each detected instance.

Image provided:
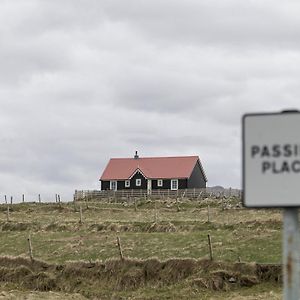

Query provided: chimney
[134,151,139,159]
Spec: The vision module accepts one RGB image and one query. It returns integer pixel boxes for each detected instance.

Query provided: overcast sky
[1,0,300,202]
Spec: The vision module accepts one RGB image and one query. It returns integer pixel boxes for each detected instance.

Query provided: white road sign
[243,112,300,207]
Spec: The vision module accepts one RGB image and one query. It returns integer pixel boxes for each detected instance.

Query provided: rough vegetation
[0,256,282,299]
[0,196,283,299]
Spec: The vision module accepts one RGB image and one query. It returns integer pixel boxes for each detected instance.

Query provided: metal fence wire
[74,187,242,202]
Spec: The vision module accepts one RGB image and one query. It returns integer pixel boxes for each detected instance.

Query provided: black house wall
[152,179,187,190]
[101,178,188,190]
[187,161,207,188]
[101,180,110,190]
[100,180,126,190]
[100,172,147,191]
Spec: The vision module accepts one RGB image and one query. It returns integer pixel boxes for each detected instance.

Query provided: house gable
[128,168,148,180]
[187,160,207,188]
[130,171,147,189]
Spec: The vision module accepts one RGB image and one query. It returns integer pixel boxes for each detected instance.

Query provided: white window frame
[136,179,141,186]
[157,179,163,187]
[125,180,130,188]
[110,180,117,191]
[171,179,178,191]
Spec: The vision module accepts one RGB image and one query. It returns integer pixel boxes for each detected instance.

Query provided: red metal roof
[100,156,207,181]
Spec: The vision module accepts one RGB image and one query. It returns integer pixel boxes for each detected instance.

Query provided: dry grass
[0,198,284,299]
[0,256,282,299]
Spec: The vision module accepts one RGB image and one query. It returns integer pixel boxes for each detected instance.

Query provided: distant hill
[208,186,225,192]
[207,186,241,197]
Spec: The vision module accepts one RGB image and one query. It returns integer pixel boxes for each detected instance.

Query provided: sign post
[243,111,300,300]
[283,208,299,300]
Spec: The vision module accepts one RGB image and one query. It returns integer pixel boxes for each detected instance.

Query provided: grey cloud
[1,0,104,36]
[111,70,236,113]
[0,33,72,87]
[1,0,300,202]
[101,1,300,48]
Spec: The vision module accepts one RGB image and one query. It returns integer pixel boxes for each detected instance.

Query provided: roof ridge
[110,155,199,160]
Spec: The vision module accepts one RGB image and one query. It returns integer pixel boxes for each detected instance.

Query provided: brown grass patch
[0,256,282,297]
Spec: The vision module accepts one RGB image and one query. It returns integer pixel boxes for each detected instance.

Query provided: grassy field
[0,197,283,299]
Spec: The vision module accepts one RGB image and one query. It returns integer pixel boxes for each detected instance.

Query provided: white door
[147,179,152,195]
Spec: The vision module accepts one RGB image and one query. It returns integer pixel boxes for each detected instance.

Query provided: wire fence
[0,193,65,204]
[74,187,242,202]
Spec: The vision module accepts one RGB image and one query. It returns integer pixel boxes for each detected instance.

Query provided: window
[110,180,117,191]
[125,180,130,187]
[136,179,141,186]
[157,179,163,187]
[171,179,178,190]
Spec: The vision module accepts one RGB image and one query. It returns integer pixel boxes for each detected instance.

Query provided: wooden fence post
[197,191,202,200]
[10,196,13,205]
[58,195,61,207]
[22,194,25,203]
[73,201,77,212]
[154,201,158,222]
[79,206,83,224]
[6,205,9,222]
[117,236,124,261]
[207,205,211,223]
[222,210,226,225]
[134,198,137,212]
[207,234,213,261]
[4,195,7,204]
[38,194,41,203]
[176,197,180,212]
[27,235,34,262]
